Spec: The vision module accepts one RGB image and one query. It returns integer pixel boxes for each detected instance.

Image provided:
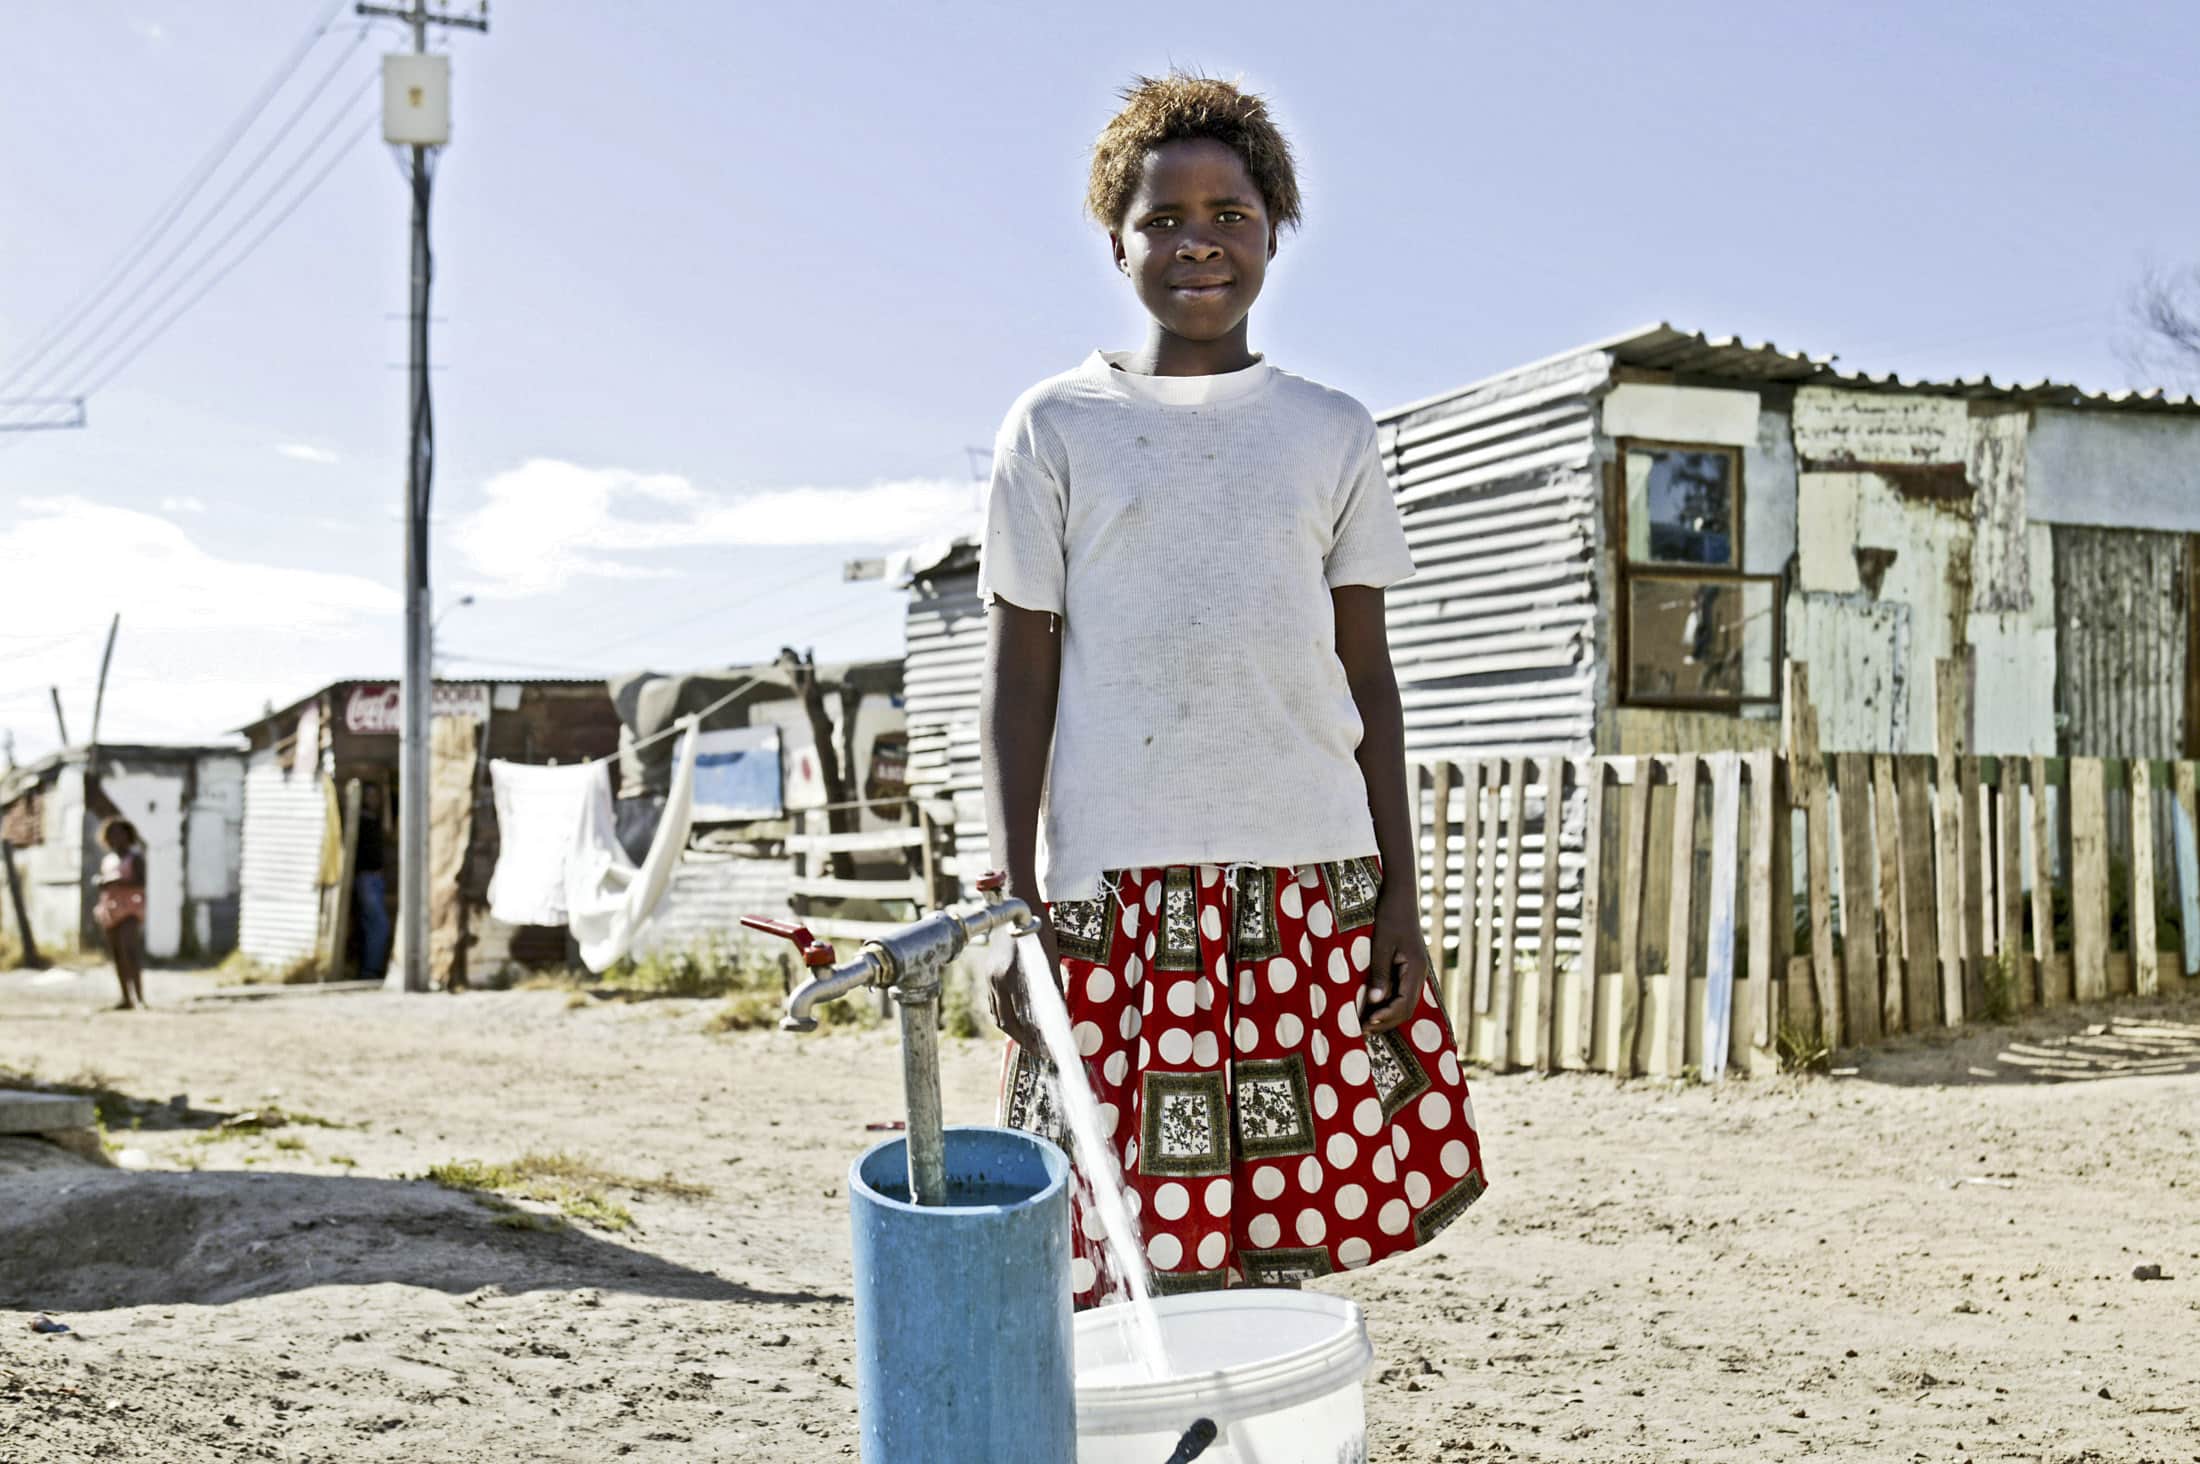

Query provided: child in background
[94,816,148,1010]
[981,72,1487,1306]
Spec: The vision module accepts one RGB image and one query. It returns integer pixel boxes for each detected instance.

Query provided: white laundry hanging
[485,760,603,927]
[566,718,700,972]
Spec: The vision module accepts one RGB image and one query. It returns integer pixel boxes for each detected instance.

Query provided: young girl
[94,816,149,1011]
[981,73,1486,1305]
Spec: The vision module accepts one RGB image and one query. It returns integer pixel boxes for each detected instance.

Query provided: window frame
[1612,438,1782,710]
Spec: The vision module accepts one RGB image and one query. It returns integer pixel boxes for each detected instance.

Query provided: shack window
[1624,575,1780,704]
[1625,442,1739,567]
[1617,439,1775,707]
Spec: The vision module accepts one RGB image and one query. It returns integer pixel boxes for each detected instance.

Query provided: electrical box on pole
[381,53,450,144]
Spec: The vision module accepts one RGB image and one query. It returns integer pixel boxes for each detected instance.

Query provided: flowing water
[1014,931,1173,1378]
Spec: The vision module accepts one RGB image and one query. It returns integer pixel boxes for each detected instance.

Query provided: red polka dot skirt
[1000,859,1487,1306]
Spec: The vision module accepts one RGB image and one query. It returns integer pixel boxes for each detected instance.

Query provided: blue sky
[5,1,2197,760]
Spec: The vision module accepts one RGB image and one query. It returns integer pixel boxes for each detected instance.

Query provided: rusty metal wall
[2052,525,2189,757]
[903,553,988,898]
[1376,348,1608,763]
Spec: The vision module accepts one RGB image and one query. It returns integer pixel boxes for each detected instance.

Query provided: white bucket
[1074,1291,1374,1464]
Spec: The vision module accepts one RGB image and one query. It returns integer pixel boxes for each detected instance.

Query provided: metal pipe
[897,991,949,1205]
[781,949,887,1030]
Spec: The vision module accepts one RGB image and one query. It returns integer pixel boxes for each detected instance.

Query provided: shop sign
[343,682,491,735]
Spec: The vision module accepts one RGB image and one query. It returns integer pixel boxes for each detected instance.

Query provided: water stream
[1014,931,1173,1378]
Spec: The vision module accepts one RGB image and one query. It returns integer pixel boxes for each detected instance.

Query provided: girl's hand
[1359,889,1432,1034]
[989,919,1061,1051]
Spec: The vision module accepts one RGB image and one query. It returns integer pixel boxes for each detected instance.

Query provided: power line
[72,111,379,401]
[12,40,376,403]
[0,0,350,396]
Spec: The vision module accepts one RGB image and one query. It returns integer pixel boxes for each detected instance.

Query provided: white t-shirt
[980,350,1416,901]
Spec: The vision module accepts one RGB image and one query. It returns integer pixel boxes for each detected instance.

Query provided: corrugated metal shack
[1,743,245,961]
[1379,322,2200,762]
[235,679,623,982]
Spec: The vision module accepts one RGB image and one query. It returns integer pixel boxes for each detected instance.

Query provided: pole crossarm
[354,2,488,32]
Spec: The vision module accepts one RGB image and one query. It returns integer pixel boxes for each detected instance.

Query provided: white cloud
[450,458,978,597]
[275,443,340,465]
[0,498,401,757]
[161,495,207,514]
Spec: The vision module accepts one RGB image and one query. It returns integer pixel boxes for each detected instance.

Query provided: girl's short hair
[1087,72,1301,233]
[99,816,140,850]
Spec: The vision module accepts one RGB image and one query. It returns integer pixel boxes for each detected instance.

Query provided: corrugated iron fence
[1418,662,2200,1077]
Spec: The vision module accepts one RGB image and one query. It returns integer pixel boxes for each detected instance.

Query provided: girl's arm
[1334,584,1432,1034]
[981,599,1063,1047]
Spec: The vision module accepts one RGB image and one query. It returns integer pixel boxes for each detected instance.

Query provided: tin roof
[1384,321,2200,420]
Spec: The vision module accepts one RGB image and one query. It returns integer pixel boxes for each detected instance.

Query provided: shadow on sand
[0,1170,843,1313]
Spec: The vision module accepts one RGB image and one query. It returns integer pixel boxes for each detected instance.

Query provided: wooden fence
[783,805,951,944]
[1413,664,2200,1078]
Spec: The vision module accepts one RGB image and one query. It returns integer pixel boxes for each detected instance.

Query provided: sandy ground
[1,962,2197,1463]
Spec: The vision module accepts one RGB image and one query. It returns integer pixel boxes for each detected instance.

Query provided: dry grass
[424,1150,712,1233]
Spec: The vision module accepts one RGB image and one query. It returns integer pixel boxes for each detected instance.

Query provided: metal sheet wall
[1376,348,1609,762]
[904,559,989,899]
[2052,524,2189,757]
[238,745,327,967]
[630,847,797,958]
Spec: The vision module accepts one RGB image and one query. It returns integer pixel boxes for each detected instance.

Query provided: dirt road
[2,963,2196,1462]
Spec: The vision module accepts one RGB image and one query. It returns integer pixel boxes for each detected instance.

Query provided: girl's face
[1110,138,1277,346]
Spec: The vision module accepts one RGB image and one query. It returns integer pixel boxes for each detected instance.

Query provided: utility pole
[357,0,485,992]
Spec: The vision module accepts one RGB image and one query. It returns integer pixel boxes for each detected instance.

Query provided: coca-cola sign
[343,683,491,735]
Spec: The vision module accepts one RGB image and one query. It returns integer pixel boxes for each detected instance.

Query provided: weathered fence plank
[2031,757,2067,1005]
[1615,764,1654,1080]
[1427,761,1454,1013]
[1959,755,1988,1020]
[1835,752,1882,1046]
[2132,758,2160,997]
[1787,663,1839,1044]
[1703,753,1741,1081]
[1933,660,1969,1025]
[1663,753,1701,1077]
[1535,753,1562,1073]
[1491,757,1527,1070]
[1998,757,2030,1007]
[1747,750,1785,1066]
[1571,759,1608,1070]
[2177,761,2200,983]
[2069,758,2110,1002]
[1871,755,1905,1033]
[1472,759,1501,1016]
[1895,757,1941,1030]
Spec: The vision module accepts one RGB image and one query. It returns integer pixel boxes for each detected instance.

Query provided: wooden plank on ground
[2177,761,2200,983]
[1871,755,1905,1033]
[1571,759,1607,1070]
[1427,761,1454,1013]
[1959,754,1988,1020]
[2132,758,2160,997]
[1702,753,1741,1081]
[1614,764,1655,1079]
[2031,756,2066,1005]
[1744,750,1779,1061]
[1473,759,1501,1016]
[1491,757,1527,1070]
[1998,757,2030,1008]
[1835,752,1882,1046]
[1535,753,1562,1073]
[1933,658,1970,1025]
[2069,757,2110,1002]
[1787,662,1840,1045]
[1663,753,1701,1077]
[1894,757,1941,1030]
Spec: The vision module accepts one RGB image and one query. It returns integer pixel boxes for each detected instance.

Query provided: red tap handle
[975,870,1009,895]
[739,915,838,967]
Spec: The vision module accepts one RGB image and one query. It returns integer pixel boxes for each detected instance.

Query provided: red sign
[343,683,491,735]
